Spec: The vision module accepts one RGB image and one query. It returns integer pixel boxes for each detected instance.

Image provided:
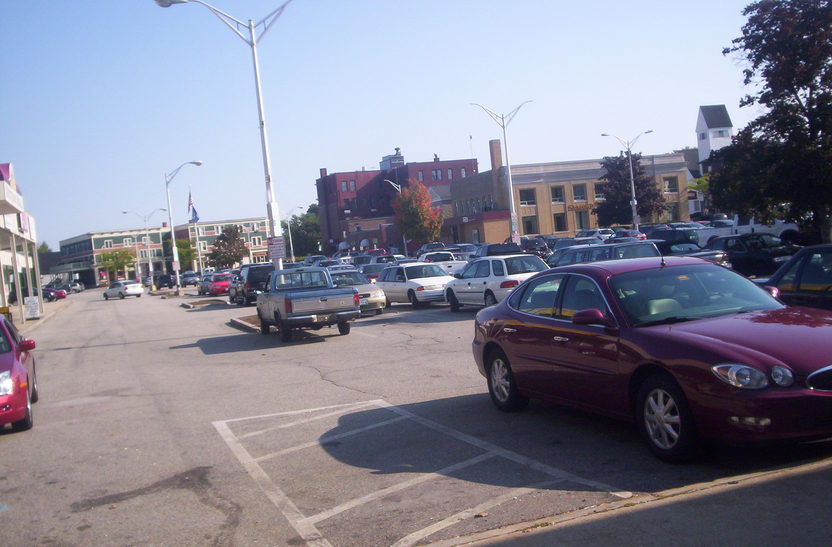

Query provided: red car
[209,273,233,295]
[0,316,37,431]
[473,256,832,462]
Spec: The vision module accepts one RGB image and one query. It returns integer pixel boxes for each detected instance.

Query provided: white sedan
[375,263,455,308]
[444,253,548,311]
[103,280,144,300]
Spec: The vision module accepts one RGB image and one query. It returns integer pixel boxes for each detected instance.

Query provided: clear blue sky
[0,0,760,249]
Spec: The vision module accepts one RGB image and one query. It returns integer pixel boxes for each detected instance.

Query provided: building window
[553,213,567,232]
[700,132,707,140]
[251,222,260,232]
[519,189,536,206]
[123,238,133,247]
[522,215,539,234]
[103,240,113,249]
[575,210,590,229]
[215,226,222,234]
[667,203,680,222]
[142,236,149,245]
[594,184,605,200]
[714,130,728,138]
[447,168,453,180]
[431,169,442,181]
[461,168,467,178]
[550,186,564,203]
[199,241,208,252]
[573,184,587,201]
[198,226,205,236]
[349,180,356,191]
[664,176,679,193]
[417,171,424,182]
[251,236,262,246]
[341,180,347,192]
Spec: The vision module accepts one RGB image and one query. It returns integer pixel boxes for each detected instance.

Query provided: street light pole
[154,0,293,270]
[471,101,532,244]
[123,208,167,283]
[383,179,409,256]
[164,161,202,294]
[601,130,653,232]
[283,206,302,263]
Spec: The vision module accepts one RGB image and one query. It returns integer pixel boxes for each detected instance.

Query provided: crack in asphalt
[70,466,241,547]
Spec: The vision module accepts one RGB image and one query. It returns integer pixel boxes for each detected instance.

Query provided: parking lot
[4,289,832,546]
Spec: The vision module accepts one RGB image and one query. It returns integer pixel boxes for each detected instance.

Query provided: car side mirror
[572,308,613,327]
[764,285,780,299]
[19,339,36,351]
[454,273,462,279]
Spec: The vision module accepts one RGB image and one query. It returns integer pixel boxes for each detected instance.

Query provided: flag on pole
[187,190,199,223]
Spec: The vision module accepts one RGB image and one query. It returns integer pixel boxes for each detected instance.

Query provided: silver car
[103,280,144,300]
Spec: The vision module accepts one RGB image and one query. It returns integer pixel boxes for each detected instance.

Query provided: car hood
[647,308,832,374]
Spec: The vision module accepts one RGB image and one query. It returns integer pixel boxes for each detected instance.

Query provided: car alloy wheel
[409,291,420,309]
[447,290,461,312]
[484,292,498,307]
[119,292,125,299]
[12,384,33,431]
[636,374,698,462]
[486,349,529,412]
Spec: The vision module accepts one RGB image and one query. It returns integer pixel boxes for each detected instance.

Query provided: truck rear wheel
[259,314,270,335]
[338,322,351,335]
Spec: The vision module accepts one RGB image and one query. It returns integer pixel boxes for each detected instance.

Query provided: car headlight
[0,370,13,396]
[771,365,794,387]
[712,364,769,389]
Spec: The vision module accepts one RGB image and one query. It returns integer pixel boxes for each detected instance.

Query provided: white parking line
[214,399,633,547]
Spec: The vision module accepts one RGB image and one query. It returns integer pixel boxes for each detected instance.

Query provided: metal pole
[164,181,179,292]
[285,217,295,263]
[248,20,283,271]
[626,146,639,232]
[501,116,520,243]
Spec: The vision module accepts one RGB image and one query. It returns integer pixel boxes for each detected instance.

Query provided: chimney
[489,139,503,170]
[320,168,328,178]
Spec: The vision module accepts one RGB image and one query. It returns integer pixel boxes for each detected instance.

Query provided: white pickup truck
[695,216,801,247]
[256,267,360,342]
[418,251,469,276]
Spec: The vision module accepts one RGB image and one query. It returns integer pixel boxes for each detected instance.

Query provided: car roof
[550,255,707,275]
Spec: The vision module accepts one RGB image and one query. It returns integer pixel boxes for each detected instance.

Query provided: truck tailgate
[290,289,356,314]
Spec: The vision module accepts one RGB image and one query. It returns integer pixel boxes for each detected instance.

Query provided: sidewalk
[18,297,73,336]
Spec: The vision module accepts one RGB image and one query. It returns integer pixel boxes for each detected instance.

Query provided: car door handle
[502,327,517,333]
[552,336,569,342]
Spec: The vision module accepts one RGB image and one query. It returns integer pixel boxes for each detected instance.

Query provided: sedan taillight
[500,280,519,289]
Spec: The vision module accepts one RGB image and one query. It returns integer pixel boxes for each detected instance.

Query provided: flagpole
[189,186,204,273]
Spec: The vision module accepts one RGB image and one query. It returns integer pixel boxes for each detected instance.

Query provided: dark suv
[472,243,523,258]
[228,263,273,305]
[156,274,175,288]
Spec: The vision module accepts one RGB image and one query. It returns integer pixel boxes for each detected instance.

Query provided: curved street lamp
[601,130,653,232]
[123,208,167,284]
[154,0,293,270]
[383,179,409,256]
[164,160,202,293]
[471,101,532,244]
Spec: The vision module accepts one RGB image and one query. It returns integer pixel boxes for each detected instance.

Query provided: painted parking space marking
[213,400,633,547]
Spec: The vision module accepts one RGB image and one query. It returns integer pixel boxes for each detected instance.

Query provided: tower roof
[699,105,732,129]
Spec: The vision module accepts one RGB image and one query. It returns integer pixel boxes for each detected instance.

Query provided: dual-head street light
[155,0,293,270]
[123,208,167,282]
[164,161,202,293]
[601,130,654,232]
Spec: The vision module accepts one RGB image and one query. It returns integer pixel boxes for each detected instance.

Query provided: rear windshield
[405,265,447,279]
[248,267,272,282]
[614,244,660,259]
[274,271,329,289]
[362,264,387,273]
[213,274,232,282]
[504,255,548,275]
[331,272,369,286]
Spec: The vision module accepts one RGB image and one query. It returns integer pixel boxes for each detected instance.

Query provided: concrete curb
[229,317,259,332]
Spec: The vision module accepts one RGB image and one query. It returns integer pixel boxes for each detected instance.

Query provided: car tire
[259,314,270,335]
[236,295,245,306]
[636,373,699,463]
[486,349,529,412]
[408,290,420,309]
[337,322,351,335]
[484,291,498,307]
[104,294,109,300]
[30,365,38,404]
[447,290,461,312]
[137,294,141,298]
[385,297,392,309]
[11,384,33,432]
[278,319,292,343]
[374,308,383,316]
[119,292,125,299]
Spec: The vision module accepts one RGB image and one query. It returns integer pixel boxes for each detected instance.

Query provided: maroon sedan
[472,256,832,462]
[0,316,37,432]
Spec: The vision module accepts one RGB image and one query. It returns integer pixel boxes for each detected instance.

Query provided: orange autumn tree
[392,180,444,247]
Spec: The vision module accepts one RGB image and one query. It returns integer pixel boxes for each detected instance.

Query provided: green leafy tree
[99,249,137,280]
[208,226,247,269]
[162,238,196,271]
[392,180,443,246]
[37,242,52,254]
[594,152,665,227]
[282,203,321,258]
[712,0,832,241]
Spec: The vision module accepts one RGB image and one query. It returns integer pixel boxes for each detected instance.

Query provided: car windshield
[248,267,272,282]
[609,264,783,327]
[274,271,329,289]
[504,255,547,275]
[213,274,232,282]
[751,234,783,248]
[331,272,369,286]
[406,265,447,279]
